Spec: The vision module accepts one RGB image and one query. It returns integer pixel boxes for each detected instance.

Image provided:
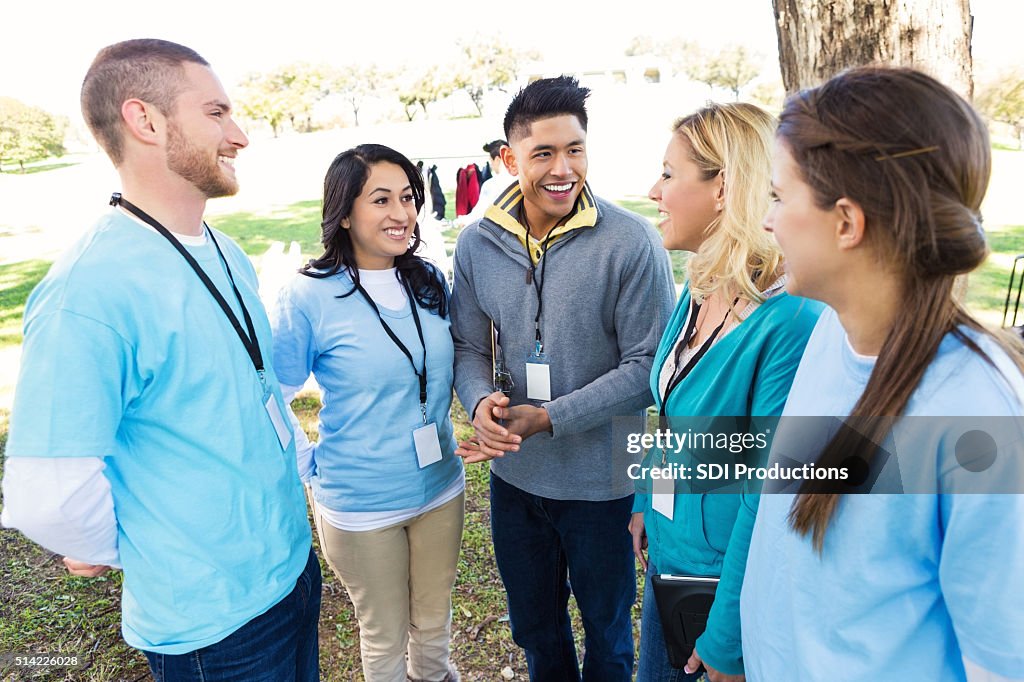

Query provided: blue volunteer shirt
[7,209,311,654]
[741,308,1024,680]
[271,268,462,513]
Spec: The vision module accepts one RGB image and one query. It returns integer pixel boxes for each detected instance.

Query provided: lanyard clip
[420,403,428,424]
[534,340,544,356]
[109,192,122,206]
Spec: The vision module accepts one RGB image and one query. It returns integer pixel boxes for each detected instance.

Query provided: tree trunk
[773,0,974,99]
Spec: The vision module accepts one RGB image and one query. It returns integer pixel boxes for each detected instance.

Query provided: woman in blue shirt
[744,66,1024,680]
[272,144,464,682]
[631,103,821,681]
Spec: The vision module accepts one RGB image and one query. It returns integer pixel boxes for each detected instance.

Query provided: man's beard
[166,121,237,199]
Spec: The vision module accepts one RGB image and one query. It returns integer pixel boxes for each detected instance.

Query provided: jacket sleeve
[450,232,499,420]
[544,230,675,438]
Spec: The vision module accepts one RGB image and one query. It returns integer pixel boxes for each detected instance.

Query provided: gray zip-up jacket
[451,188,675,500]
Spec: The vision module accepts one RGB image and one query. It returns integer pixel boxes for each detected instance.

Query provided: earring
[715,202,723,211]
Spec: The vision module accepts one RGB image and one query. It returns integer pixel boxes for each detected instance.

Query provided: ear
[121,99,163,147]
[712,169,725,211]
[500,145,519,177]
[340,217,350,229]
[833,197,866,250]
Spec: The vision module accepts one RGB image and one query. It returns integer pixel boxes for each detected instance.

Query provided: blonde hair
[675,102,780,303]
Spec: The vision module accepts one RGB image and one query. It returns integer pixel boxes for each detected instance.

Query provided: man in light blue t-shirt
[0,39,318,682]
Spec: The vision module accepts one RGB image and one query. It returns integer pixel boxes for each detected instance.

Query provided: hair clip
[874,145,939,161]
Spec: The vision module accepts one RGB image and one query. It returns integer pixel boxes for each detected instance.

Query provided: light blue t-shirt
[6,210,311,654]
[741,308,1024,680]
[271,267,462,513]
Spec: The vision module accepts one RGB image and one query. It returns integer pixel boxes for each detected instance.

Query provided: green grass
[0,161,81,175]
[211,199,323,257]
[0,260,51,346]
[966,225,1024,322]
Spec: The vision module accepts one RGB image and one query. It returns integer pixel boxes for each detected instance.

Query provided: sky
[2,0,1022,122]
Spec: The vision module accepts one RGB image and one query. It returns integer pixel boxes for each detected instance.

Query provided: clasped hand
[455,391,551,463]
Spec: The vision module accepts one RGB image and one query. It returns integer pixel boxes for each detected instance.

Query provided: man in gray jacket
[450,75,675,681]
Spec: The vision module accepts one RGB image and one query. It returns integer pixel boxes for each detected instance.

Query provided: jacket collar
[483,181,600,247]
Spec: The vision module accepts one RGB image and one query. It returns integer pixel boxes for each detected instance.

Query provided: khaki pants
[313,493,465,682]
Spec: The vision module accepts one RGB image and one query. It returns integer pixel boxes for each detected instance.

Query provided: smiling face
[164,63,248,198]
[343,161,418,270]
[649,134,723,252]
[504,114,588,235]
[764,140,842,300]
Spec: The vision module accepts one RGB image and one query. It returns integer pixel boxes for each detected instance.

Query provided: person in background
[455,139,511,228]
[272,143,464,682]
[630,102,821,682]
[743,65,1024,681]
[1,39,318,681]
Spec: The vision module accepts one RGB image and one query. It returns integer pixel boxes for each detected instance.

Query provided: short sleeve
[270,283,317,388]
[938,494,1024,677]
[7,309,132,458]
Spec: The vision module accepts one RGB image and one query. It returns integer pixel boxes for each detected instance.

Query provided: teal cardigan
[634,284,822,675]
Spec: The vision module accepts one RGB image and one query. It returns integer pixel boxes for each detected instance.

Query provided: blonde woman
[630,103,822,681]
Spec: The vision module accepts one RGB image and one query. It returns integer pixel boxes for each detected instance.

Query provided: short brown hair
[81,39,208,164]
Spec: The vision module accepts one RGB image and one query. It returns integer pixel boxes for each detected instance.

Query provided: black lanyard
[110,193,265,379]
[352,276,428,418]
[659,296,738,416]
[526,229,557,351]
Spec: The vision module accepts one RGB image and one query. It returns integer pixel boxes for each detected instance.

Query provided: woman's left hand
[685,648,745,682]
[455,439,498,464]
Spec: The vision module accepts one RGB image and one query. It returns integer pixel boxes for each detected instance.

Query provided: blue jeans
[490,473,635,682]
[145,546,321,682]
[636,563,706,682]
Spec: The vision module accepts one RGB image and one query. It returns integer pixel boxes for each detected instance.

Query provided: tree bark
[773,0,974,99]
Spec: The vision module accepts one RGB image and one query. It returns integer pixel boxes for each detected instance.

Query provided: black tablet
[649,573,720,670]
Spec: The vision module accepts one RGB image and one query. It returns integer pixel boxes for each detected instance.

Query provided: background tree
[396,66,453,121]
[452,39,526,116]
[0,97,66,172]
[707,45,763,100]
[976,70,1024,148]
[772,0,974,97]
[625,35,699,79]
[330,64,380,127]
[236,63,330,137]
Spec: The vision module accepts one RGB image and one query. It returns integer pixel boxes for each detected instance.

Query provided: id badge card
[413,422,444,468]
[265,394,293,451]
[525,350,551,402]
[652,471,674,521]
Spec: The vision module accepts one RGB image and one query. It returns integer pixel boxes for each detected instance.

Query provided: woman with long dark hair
[743,67,1024,680]
[272,144,463,682]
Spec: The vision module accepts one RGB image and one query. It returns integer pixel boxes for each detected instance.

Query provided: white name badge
[413,422,444,468]
[652,474,674,521]
[265,395,293,451]
[526,360,551,401]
